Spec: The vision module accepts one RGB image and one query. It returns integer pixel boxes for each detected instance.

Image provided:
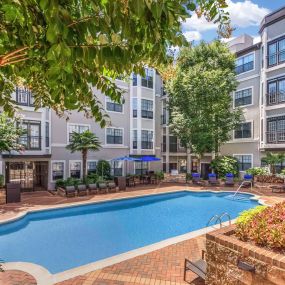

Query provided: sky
[182,0,285,43]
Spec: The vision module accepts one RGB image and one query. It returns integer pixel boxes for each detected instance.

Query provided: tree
[167,41,242,171]
[0,112,25,153]
[66,130,101,180]
[96,160,111,180]
[261,152,285,174]
[211,156,239,178]
[0,1,231,125]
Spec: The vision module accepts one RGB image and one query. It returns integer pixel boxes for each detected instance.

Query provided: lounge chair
[192,173,202,185]
[107,181,117,193]
[271,185,285,193]
[98,182,108,194]
[208,173,219,186]
[184,250,207,281]
[240,174,254,188]
[77,184,87,196]
[224,173,235,187]
[88,183,97,195]
[64,186,76,197]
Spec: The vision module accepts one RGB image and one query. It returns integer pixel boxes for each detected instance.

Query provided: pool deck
[1,182,284,285]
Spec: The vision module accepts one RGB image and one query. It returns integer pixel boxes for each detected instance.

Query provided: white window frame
[233,86,254,108]
[141,98,154,120]
[141,129,154,150]
[105,96,124,114]
[105,127,124,146]
[233,120,254,141]
[51,160,66,182]
[233,154,253,171]
[67,123,90,143]
[87,160,97,175]
[69,160,82,179]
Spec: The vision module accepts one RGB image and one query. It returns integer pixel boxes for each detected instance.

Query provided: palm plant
[66,131,101,181]
[261,152,285,174]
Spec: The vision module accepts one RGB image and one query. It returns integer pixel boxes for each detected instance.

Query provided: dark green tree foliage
[0,1,231,125]
[168,41,242,158]
[97,159,111,179]
[211,155,239,178]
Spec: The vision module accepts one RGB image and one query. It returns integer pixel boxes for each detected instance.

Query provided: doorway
[6,161,48,191]
[201,163,211,180]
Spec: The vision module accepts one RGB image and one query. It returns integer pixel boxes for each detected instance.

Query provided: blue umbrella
[111,156,141,176]
[136,156,161,175]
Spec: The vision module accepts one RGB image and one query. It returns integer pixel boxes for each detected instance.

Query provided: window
[141,69,153,89]
[162,136,166,152]
[106,97,123,112]
[235,53,254,74]
[68,124,89,142]
[234,155,252,171]
[268,37,285,67]
[141,99,153,119]
[87,161,97,175]
[19,121,41,150]
[106,128,123,144]
[45,122,49,148]
[112,161,123,176]
[132,98,137,118]
[169,136,178,152]
[52,162,64,181]
[234,88,252,107]
[261,46,264,68]
[16,87,34,106]
[135,161,148,175]
[267,116,285,143]
[267,77,285,105]
[132,74,138,86]
[234,122,252,139]
[133,130,137,149]
[70,161,81,179]
[141,130,153,149]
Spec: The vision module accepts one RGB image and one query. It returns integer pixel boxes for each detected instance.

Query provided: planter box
[0,188,6,204]
[206,225,285,285]
[256,175,284,184]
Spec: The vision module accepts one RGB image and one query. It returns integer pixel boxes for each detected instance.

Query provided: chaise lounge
[98,182,108,194]
[192,173,203,185]
[184,250,207,282]
[88,183,97,195]
[224,173,235,187]
[208,173,219,186]
[77,184,88,196]
[64,186,76,198]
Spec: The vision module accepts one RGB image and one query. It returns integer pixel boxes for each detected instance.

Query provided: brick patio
[0,182,284,285]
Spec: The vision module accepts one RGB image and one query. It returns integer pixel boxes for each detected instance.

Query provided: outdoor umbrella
[112,156,141,176]
[137,156,161,175]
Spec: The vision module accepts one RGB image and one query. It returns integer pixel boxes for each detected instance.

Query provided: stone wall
[206,225,285,285]
[0,188,6,204]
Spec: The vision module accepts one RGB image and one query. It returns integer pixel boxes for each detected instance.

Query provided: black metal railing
[267,131,285,144]
[266,92,285,106]
[19,136,42,150]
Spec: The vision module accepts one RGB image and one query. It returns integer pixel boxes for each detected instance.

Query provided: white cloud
[182,1,270,39]
[253,35,261,44]
[183,31,202,42]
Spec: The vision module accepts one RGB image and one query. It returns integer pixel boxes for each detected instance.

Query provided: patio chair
[208,173,219,186]
[64,186,76,198]
[98,182,108,194]
[77,184,87,196]
[224,173,235,187]
[127,176,136,187]
[192,173,203,185]
[184,250,207,282]
[240,174,254,188]
[271,185,285,193]
[107,181,117,193]
[88,183,98,195]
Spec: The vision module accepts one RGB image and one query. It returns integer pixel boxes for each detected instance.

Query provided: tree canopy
[0,112,25,153]
[0,0,231,126]
[167,41,242,159]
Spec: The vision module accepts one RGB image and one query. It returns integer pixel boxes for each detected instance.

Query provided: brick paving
[0,182,284,285]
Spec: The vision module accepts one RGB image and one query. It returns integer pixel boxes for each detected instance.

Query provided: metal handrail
[206,215,222,228]
[232,181,252,198]
[219,212,232,226]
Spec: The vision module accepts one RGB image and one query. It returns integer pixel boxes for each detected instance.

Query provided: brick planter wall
[0,188,6,204]
[206,225,285,285]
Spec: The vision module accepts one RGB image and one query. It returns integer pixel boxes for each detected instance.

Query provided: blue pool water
[0,191,259,273]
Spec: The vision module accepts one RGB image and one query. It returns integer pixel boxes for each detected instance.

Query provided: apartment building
[0,69,162,191]
[161,6,285,177]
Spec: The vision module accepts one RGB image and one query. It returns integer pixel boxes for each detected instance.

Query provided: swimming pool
[0,191,260,274]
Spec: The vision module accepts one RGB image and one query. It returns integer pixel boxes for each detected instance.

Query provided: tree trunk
[82,149,87,181]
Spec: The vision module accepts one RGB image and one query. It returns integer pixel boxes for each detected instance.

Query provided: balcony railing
[266,92,285,106]
[19,136,42,150]
[267,131,285,144]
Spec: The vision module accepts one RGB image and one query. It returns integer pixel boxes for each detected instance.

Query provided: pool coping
[1,189,267,284]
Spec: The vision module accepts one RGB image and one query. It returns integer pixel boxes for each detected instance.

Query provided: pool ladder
[206,212,231,228]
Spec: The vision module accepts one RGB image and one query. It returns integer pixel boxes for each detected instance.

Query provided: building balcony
[266,131,285,144]
[266,92,285,106]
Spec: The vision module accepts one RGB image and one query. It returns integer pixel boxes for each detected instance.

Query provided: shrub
[0,174,4,188]
[65,177,80,187]
[246,167,269,176]
[155,171,164,180]
[55,179,65,189]
[96,160,111,179]
[86,173,99,184]
[236,203,285,250]
[211,156,239,178]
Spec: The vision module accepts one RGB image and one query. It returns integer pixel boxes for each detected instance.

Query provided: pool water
[0,191,259,273]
